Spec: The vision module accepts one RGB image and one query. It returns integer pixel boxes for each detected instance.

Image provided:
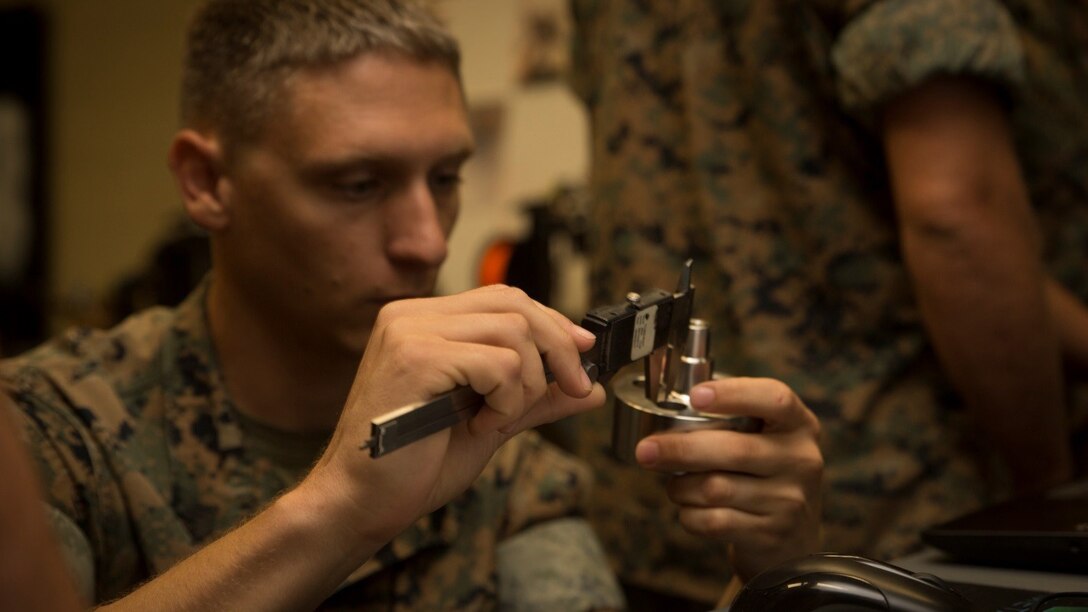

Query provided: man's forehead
[258,54,472,159]
[287,53,464,108]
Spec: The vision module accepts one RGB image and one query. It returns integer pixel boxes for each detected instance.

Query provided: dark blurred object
[516,3,570,85]
[0,7,48,355]
[108,221,210,324]
[503,203,553,304]
[921,479,1088,574]
[490,184,589,308]
[730,553,974,612]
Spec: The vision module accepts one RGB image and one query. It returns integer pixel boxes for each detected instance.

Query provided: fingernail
[573,325,597,342]
[690,385,714,409]
[635,439,659,466]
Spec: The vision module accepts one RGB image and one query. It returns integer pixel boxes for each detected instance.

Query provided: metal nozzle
[665,319,712,407]
[610,318,763,464]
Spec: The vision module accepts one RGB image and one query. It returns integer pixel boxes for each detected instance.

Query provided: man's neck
[206,277,357,433]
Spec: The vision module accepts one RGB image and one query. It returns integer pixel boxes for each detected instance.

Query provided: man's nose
[385,181,450,266]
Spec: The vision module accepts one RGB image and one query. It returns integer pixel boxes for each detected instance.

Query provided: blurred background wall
[0,0,589,350]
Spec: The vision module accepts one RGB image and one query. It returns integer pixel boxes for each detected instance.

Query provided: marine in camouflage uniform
[2,281,623,610]
[569,0,1088,605]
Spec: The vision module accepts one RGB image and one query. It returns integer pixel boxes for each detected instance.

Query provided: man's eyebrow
[432,146,475,167]
[301,146,475,177]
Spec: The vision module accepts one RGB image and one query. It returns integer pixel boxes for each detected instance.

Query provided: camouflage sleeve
[5,390,96,595]
[831,0,1025,117]
[3,370,128,603]
[501,430,593,535]
[497,517,624,611]
[46,504,96,602]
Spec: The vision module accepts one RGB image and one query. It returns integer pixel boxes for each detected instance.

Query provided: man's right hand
[307,284,605,543]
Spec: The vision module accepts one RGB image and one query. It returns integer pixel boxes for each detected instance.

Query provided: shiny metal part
[611,370,763,464]
[610,318,763,464]
[665,318,712,408]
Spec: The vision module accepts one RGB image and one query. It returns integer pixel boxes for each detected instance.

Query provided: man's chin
[337,326,373,358]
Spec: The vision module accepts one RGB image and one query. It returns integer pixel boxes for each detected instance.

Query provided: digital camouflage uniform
[569,0,1088,605]
[2,282,623,610]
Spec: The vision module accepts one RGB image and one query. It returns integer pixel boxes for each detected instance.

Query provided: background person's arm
[882,75,1072,494]
[1046,278,1088,377]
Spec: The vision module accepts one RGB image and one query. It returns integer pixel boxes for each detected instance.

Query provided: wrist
[282,469,396,568]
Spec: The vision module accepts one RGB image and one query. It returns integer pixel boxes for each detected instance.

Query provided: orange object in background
[478,240,515,287]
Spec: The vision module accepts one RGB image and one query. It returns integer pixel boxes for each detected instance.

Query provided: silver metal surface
[611,317,761,464]
[610,369,763,464]
[665,318,712,407]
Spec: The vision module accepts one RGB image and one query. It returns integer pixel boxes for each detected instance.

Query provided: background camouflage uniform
[569,0,1088,605]
[2,282,623,610]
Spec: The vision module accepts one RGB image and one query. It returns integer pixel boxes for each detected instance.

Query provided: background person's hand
[635,377,823,582]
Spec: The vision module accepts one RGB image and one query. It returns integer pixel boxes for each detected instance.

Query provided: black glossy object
[730,553,977,612]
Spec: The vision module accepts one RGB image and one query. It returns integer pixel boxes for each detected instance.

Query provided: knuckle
[789,438,824,476]
[495,284,530,304]
[380,311,410,336]
[377,298,410,321]
[385,334,427,377]
[780,489,809,517]
[701,509,732,537]
[481,282,510,294]
[800,448,825,477]
[522,369,547,400]
[495,347,523,379]
[500,312,532,341]
[700,475,732,505]
[522,378,544,402]
[768,379,793,409]
[506,285,532,303]
[373,301,400,330]
[806,411,823,438]
[678,509,705,537]
[764,515,793,541]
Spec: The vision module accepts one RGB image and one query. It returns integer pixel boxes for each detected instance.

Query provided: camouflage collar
[162,278,244,457]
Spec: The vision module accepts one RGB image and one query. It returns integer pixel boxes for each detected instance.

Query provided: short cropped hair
[180,0,461,149]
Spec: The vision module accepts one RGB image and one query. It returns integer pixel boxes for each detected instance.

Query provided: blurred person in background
[569,1,1088,608]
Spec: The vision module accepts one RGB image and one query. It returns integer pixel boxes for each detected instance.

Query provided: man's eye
[338,178,380,200]
[430,172,463,193]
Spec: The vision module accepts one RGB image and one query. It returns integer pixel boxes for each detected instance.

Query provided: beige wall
[1,0,588,329]
[0,0,202,326]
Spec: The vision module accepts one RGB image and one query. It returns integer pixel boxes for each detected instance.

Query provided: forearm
[99,475,387,612]
[900,212,1069,491]
[884,76,1071,493]
[1046,278,1088,376]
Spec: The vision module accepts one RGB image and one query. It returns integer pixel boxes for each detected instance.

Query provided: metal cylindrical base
[611,369,764,464]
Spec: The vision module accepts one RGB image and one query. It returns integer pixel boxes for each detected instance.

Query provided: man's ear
[168,129,231,232]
